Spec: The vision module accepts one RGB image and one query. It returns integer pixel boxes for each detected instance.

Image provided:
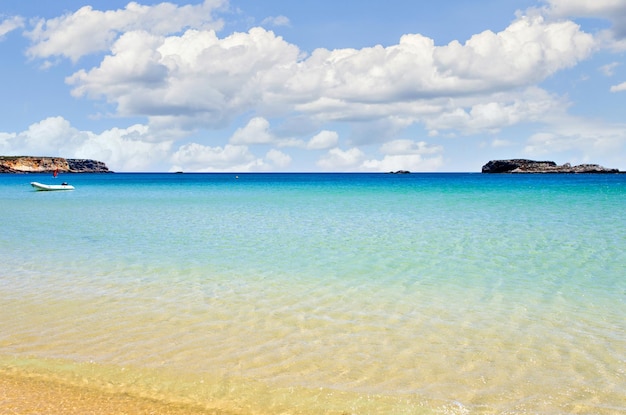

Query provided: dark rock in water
[0,156,112,173]
[482,159,555,173]
[389,170,411,174]
[67,158,111,173]
[482,159,621,174]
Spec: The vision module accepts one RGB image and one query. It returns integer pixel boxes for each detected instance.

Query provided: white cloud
[379,139,443,156]
[0,132,16,153]
[524,129,622,160]
[12,2,623,172]
[265,148,291,168]
[230,117,274,144]
[600,62,620,76]
[228,117,310,148]
[261,15,290,27]
[434,16,594,86]
[362,154,444,172]
[523,115,626,165]
[317,147,365,170]
[361,139,444,172]
[0,117,172,171]
[545,0,626,49]
[424,87,567,134]
[67,27,301,128]
[546,0,626,16]
[60,11,594,137]
[171,142,260,172]
[168,142,292,172]
[307,130,338,150]
[491,138,515,148]
[77,125,173,171]
[25,0,226,62]
[0,16,24,39]
[285,14,593,117]
[67,30,167,101]
[610,81,626,92]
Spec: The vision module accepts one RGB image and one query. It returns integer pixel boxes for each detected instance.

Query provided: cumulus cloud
[67,28,301,128]
[545,0,626,48]
[424,87,567,134]
[0,132,17,153]
[360,139,444,172]
[283,14,593,122]
[170,142,260,172]
[25,0,226,62]
[11,1,623,172]
[58,11,595,141]
[523,114,626,165]
[307,130,339,150]
[230,117,274,145]
[228,116,306,148]
[432,16,594,88]
[610,81,626,92]
[0,16,24,39]
[362,154,444,172]
[0,117,172,171]
[170,142,292,172]
[546,0,626,17]
[379,139,443,156]
[265,148,291,168]
[317,147,365,170]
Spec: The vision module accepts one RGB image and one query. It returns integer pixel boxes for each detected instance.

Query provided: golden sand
[0,373,232,415]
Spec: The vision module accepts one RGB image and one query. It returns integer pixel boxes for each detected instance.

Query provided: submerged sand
[0,373,229,415]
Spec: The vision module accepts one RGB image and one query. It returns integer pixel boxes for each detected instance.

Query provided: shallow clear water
[1,173,625,414]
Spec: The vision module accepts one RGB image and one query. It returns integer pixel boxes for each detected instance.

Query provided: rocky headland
[482,159,621,174]
[0,156,111,173]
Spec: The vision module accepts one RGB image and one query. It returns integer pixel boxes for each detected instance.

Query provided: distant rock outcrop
[482,159,621,174]
[66,158,111,173]
[0,156,111,173]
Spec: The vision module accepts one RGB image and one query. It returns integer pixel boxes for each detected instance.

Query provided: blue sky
[1,0,625,172]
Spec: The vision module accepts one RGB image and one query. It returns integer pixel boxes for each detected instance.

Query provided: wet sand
[0,373,229,415]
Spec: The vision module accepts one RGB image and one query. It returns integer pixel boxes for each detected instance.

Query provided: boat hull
[31,181,75,191]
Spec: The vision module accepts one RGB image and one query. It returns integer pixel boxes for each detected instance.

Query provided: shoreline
[0,372,224,415]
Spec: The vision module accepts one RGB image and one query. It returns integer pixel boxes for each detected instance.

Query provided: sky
[1,0,625,172]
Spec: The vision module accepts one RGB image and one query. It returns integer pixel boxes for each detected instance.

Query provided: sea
[0,172,624,414]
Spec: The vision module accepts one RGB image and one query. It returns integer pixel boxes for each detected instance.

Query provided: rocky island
[0,156,111,173]
[482,159,621,174]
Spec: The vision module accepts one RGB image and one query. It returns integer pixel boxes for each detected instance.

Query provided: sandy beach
[0,373,225,415]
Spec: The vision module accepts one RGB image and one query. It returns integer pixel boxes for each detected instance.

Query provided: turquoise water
[1,173,625,414]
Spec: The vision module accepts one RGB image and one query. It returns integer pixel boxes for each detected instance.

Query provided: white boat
[31,181,75,191]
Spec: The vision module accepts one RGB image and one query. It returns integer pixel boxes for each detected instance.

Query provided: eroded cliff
[0,156,111,173]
